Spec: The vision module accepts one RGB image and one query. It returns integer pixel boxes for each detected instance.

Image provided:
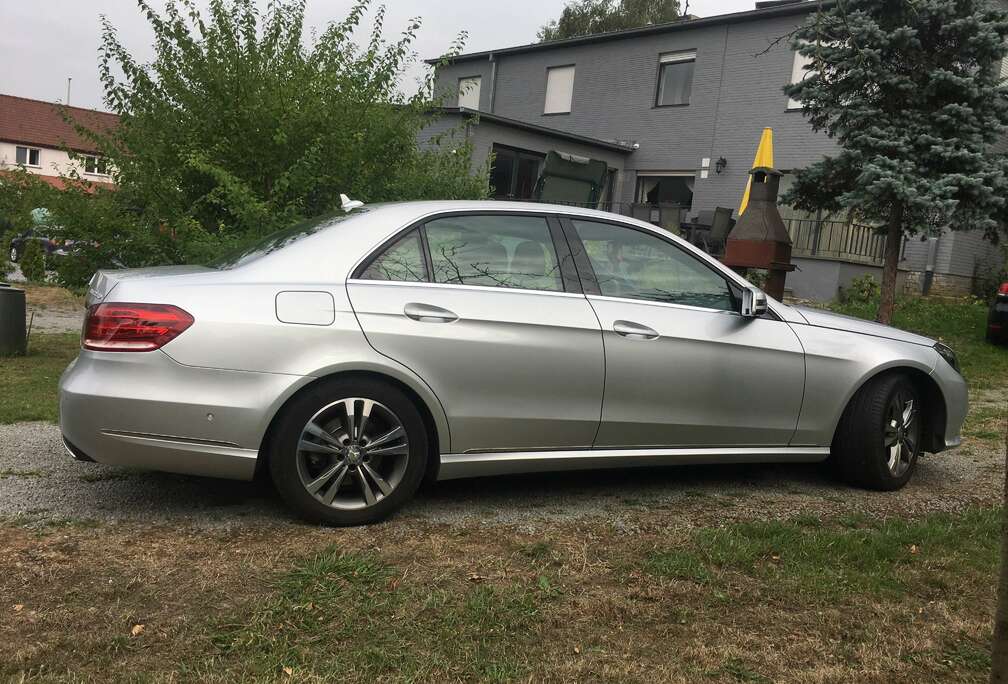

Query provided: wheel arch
[832,364,947,453]
[255,368,447,485]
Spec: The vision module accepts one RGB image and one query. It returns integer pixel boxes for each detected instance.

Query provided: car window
[208,211,359,270]
[361,229,427,282]
[425,215,563,292]
[571,219,736,311]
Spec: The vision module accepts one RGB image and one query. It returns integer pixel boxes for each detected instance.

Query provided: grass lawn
[0,332,79,423]
[0,507,1000,681]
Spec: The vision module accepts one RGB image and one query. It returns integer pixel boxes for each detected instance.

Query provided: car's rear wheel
[833,373,922,491]
[268,378,427,526]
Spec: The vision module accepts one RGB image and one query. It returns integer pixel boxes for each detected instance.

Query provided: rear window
[208,211,362,270]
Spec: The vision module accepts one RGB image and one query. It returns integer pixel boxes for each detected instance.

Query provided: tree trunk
[876,204,904,325]
[990,417,1008,683]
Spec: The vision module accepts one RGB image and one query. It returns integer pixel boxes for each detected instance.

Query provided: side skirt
[437,446,831,481]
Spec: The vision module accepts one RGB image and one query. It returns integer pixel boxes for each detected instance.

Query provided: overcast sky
[0,0,754,112]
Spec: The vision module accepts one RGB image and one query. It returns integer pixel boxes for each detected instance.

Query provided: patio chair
[701,207,734,256]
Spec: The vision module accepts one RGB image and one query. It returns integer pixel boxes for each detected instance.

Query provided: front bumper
[931,350,969,451]
[59,349,310,480]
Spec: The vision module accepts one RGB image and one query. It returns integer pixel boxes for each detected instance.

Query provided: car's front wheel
[268,378,427,526]
[833,373,922,491]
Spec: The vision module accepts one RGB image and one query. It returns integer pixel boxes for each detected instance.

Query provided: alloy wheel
[296,397,410,510]
[883,391,918,477]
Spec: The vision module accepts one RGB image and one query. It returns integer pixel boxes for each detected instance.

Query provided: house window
[544,65,575,114]
[83,155,110,176]
[458,76,481,110]
[636,174,694,208]
[788,48,815,110]
[655,50,696,106]
[15,146,40,167]
[489,144,544,200]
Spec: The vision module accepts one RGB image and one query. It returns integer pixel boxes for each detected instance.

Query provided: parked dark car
[8,229,71,263]
[989,282,1008,344]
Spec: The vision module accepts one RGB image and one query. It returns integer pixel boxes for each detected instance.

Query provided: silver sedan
[59,201,968,525]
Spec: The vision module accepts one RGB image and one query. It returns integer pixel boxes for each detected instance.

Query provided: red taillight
[999,282,1008,295]
[83,303,194,352]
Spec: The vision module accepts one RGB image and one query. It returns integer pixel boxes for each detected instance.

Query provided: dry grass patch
[22,284,83,311]
[0,507,1000,683]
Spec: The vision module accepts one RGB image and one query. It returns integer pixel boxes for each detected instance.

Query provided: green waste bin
[0,284,27,356]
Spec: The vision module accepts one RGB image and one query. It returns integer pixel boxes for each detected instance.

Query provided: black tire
[268,377,428,526]
[832,373,923,491]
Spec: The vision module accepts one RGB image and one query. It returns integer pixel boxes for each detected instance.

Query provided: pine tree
[783,0,1008,323]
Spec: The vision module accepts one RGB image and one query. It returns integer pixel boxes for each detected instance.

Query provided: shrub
[841,273,881,305]
[19,239,45,283]
[972,244,1008,303]
[744,269,768,290]
[0,230,13,281]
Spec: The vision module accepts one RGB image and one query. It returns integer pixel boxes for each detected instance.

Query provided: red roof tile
[35,173,115,193]
[0,94,119,154]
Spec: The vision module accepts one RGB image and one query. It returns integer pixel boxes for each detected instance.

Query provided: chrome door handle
[613,320,659,340]
[404,302,458,323]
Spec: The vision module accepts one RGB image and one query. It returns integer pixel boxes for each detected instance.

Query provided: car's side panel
[587,296,806,447]
[788,322,940,446]
[347,280,605,453]
[59,349,312,479]
[108,279,454,454]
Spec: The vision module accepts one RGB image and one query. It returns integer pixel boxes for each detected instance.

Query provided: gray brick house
[425,0,1004,300]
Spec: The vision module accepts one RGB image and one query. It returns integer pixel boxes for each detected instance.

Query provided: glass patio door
[490,145,545,200]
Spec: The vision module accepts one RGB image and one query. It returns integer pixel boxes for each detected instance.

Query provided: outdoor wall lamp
[715,156,728,174]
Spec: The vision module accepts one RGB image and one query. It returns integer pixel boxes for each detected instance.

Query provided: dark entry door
[490,145,544,200]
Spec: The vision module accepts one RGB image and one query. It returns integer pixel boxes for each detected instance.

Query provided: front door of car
[562,217,805,448]
[346,212,605,454]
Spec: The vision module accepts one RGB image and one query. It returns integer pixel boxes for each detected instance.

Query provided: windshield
[207,210,363,270]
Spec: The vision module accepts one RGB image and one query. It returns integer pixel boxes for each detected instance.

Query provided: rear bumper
[989,303,1008,339]
[59,349,310,480]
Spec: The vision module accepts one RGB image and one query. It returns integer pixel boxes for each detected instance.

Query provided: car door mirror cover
[740,287,768,318]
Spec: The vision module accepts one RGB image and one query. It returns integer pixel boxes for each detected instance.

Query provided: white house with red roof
[0,94,118,189]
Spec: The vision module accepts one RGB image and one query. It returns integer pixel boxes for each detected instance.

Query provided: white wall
[0,141,113,181]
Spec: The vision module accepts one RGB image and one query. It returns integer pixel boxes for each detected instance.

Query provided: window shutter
[544,65,575,114]
[659,50,696,64]
[788,49,815,110]
[458,76,481,109]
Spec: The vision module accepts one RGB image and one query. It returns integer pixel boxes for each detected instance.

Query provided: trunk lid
[85,265,212,307]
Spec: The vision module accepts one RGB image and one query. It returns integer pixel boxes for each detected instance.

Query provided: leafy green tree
[0,169,56,236]
[783,0,1008,324]
[63,0,483,271]
[19,239,45,283]
[539,0,682,42]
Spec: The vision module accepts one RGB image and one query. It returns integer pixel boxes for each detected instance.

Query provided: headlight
[934,342,960,374]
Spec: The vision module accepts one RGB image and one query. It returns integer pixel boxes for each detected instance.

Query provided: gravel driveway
[1,414,1001,530]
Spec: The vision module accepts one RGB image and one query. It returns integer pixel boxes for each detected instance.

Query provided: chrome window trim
[346,278,589,300]
[346,206,790,320]
[586,293,740,316]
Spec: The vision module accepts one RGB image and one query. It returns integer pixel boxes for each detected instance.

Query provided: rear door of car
[346,211,604,454]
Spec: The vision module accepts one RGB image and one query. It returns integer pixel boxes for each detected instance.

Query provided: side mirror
[740,287,768,318]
